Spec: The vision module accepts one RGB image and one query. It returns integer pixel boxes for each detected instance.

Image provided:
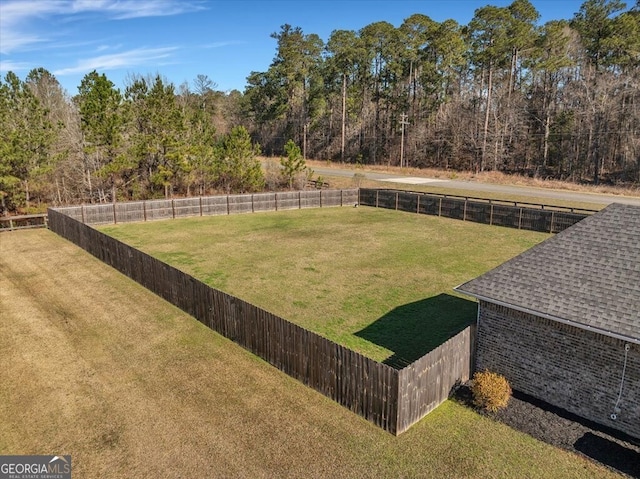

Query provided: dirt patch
[454,386,640,478]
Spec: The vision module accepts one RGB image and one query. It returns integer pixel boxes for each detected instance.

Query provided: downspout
[610,343,631,421]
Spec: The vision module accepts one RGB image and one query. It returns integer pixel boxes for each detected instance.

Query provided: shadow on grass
[575,432,640,478]
[355,293,476,369]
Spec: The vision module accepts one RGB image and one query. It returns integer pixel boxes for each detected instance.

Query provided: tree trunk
[341,73,346,162]
[481,63,493,171]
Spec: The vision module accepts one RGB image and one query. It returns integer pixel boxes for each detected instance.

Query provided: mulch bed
[453,385,640,478]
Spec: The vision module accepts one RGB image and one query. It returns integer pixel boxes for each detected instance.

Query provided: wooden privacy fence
[47,196,475,435]
[359,188,596,233]
[57,189,358,225]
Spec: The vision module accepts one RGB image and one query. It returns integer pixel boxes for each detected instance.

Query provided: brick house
[455,203,640,440]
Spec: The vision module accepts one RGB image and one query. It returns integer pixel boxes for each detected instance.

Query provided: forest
[1,0,639,214]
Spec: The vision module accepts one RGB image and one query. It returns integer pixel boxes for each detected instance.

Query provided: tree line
[1,0,638,214]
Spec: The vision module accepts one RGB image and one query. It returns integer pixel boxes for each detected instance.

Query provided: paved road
[312,166,640,207]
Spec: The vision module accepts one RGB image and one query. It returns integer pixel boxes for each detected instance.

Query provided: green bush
[471,370,512,412]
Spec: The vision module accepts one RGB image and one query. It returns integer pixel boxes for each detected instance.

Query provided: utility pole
[399,112,409,168]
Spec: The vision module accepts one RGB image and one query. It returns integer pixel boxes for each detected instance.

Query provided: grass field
[0,229,624,478]
[99,207,549,364]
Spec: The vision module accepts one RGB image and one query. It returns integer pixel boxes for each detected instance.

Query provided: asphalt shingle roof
[456,203,640,342]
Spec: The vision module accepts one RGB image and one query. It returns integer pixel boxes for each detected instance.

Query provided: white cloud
[96,44,123,52]
[0,1,65,53]
[53,47,179,75]
[0,60,32,73]
[203,41,246,49]
[0,0,205,54]
[86,0,207,20]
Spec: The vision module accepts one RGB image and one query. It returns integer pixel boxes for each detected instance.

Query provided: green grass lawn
[1,229,624,478]
[100,207,549,363]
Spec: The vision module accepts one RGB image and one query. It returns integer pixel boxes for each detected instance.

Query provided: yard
[0,229,622,478]
[99,206,549,363]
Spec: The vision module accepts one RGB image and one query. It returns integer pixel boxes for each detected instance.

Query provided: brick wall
[477,300,639,440]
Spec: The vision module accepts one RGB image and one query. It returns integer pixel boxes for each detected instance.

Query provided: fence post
[320,190,323,208]
[463,199,467,221]
[550,211,555,233]
[171,199,175,219]
[143,201,147,222]
[438,197,442,217]
[395,192,399,210]
[113,203,117,224]
[416,193,420,214]
[341,189,343,207]
[199,196,203,216]
[489,203,493,226]
[299,191,302,209]
[376,190,379,208]
[226,195,230,215]
[81,205,86,224]
[275,193,278,211]
[518,208,523,229]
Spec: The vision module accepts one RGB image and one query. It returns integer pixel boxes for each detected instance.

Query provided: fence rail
[0,214,48,231]
[47,198,475,435]
[359,188,596,233]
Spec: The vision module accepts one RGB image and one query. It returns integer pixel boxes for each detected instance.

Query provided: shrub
[471,370,512,412]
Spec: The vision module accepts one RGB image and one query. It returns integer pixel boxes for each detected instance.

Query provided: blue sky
[1,0,591,96]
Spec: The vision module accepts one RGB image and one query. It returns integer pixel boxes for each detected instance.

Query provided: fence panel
[145,200,173,221]
[61,207,83,223]
[275,192,300,210]
[201,196,228,215]
[439,197,465,220]
[520,208,553,232]
[341,189,358,206]
[397,191,418,213]
[300,190,321,208]
[115,202,145,223]
[84,204,116,224]
[552,211,587,233]
[252,193,276,212]
[396,324,476,434]
[322,189,348,207]
[228,195,253,214]
[464,202,491,225]
[174,198,201,218]
[375,190,398,210]
[490,204,520,229]
[417,195,440,216]
[358,188,377,207]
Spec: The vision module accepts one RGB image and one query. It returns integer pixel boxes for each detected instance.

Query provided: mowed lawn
[100,206,549,363]
[0,229,624,478]
[2,229,624,478]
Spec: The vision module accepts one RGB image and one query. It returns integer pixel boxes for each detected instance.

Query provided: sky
[0,0,593,96]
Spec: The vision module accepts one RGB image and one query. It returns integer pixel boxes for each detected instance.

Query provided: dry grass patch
[303,159,640,199]
[0,229,625,478]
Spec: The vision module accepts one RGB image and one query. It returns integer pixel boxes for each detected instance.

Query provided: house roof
[455,203,640,343]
